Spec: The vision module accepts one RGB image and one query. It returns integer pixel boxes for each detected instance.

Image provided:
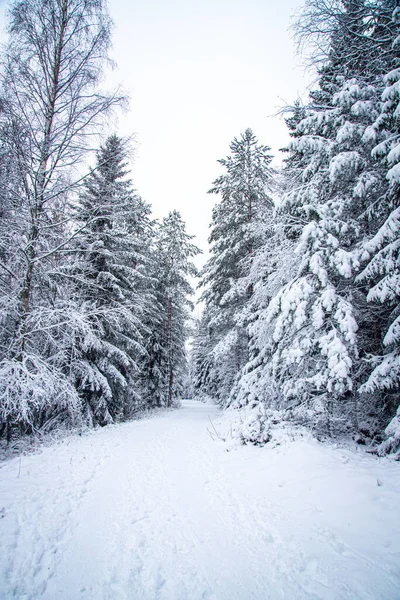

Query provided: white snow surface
[0,400,399,600]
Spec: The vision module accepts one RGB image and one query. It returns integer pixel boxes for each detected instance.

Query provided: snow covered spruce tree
[356,6,400,454]
[226,108,307,414]
[254,0,399,438]
[142,211,200,407]
[195,129,274,404]
[0,0,121,438]
[191,306,222,401]
[68,135,154,425]
[227,218,298,416]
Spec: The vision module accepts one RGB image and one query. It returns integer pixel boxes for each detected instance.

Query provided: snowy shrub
[233,404,272,446]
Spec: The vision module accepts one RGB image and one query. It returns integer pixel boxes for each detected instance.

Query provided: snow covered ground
[0,400,399,600]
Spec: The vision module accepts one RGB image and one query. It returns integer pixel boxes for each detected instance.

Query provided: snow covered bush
[235,404,272,446]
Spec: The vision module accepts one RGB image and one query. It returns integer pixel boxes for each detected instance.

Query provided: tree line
[192,0,400,455]
[0,0,199,442]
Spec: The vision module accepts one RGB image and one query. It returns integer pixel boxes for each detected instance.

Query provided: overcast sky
[0,0,312,264]
[105,0,312,261]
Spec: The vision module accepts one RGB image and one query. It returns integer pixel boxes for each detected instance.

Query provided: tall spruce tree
[228,216,298,411]
[356,6,400,453]
[196,129,274,404]
[143,211,200,407]
[69,135,152,425]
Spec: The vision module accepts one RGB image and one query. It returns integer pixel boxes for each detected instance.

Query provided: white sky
[105,0,312,262]
[0,0,312,265]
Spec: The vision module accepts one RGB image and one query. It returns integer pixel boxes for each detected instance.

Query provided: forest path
[0,400,400,600]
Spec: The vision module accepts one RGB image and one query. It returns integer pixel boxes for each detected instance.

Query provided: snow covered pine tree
[70,135,154,425]
[143,211,200,407]
[195,129,274,405]
[356,5,400,455]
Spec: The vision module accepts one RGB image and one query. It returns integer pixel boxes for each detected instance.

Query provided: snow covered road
[0,400,400,600]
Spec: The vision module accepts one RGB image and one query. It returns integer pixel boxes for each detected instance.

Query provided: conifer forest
[0,0,399,457]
